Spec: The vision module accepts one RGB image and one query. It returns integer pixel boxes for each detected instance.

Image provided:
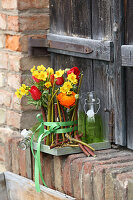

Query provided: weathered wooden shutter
[29,0,127,148]
[49,0,124,145]
[121,0,133,149]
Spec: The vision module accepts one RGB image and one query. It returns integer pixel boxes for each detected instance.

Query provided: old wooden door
[122,0,133,149]
[48,0,125,146]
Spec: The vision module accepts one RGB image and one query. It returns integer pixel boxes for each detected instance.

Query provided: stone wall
[0,0,50,162]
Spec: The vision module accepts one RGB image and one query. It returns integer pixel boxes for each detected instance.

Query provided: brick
[0,34,5,48]
[0,108,6,124]
[0,72,6,87]
[71,157,87,200]
[54,156,63,192]
[83,162,94,200]
[5,136,13,171]
[0,127,13,143]
[11,136,22,174]
[39,152,45,185]
[12,94,21,111]
[0,90,12,107]
[1,0,17,9]
[63,153,85,196]
[18,148,27,177]
[0,143,5,161]
[20,55,50,71]
[7,73,21,89]
[0,14,7,30]
[19,15,49,31]
[93,159,133,200]
[7,110,21,128]
[25,148,32,179]
[18,0,49,10]
[43,154,54,188]
[106,169,133,200]
[6,35,21,51]
[7,16,19,31]
[9,54,21,72]
[0,52,8,69]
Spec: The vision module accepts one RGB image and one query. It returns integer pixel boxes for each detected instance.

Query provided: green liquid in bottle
[78,111,104,143]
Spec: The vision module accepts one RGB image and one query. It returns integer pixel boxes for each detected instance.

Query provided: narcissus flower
[32,70,40,79]
[47,67,54,75]
[45,82,52,88]
[54,69,64,78]
[37,65,46,71]
[29,86,42,100]
[15,89,22,99]
[67,73,78,84]
[63,81,72,92]
[30,66,36,73]
[38,71,47,81]
[57,92,76,108]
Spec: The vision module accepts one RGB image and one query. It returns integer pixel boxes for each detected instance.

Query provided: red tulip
[32,76,40,83]
[56,77,64,85]
[67,67,80,80]
[29,86,42,100]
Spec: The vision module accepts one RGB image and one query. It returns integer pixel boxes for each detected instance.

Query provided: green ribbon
[31,114,78,192]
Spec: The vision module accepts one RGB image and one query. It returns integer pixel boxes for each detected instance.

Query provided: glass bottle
[78,91,104,144]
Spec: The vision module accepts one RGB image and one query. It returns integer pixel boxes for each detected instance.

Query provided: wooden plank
[126,0,133,44]
[50,0,92,37]
[113,0,126,146]
[51,53,94,96]
[33,141,111,156]
[0,173,8,200]
[125,67,133,149]
[47,34,114,61]
[4,171,75,200]
[92,0,113,141]
[122,45,133,66]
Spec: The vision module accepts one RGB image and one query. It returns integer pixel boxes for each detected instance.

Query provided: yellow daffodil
[15,89,22,99]
[30,66,36,73]
[63,81,72,91]
[60,86,66,94]
[67,91,72,95]
[20,87,28,96]
[22,84,27,89]
[32,70,40,79]
[46,67,54,75]
[45,82,52,88]
[54,69,64,78]
[67,73,77,84]
[37,65,46,71]
[38,71,47,81]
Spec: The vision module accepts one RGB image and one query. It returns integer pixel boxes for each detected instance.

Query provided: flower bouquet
[15,65,95,191]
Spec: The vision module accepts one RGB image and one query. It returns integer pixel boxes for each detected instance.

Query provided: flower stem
[65,133,95,151]
[46,94,51,145]
[56,98,65,141]
[55,103,59,144]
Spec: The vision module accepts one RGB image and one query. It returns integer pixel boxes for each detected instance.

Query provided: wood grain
[0,173,8,200]
[122,45,133,67]
[4,172,75,200]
